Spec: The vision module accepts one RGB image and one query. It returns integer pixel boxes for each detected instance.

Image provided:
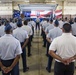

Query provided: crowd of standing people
[0,17,76,75]
[41,17,76,75]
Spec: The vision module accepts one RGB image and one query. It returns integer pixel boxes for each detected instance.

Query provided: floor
[0,31,76,75]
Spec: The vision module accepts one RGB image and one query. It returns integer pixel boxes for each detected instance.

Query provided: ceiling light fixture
[25,0,29,2]
[0,1,1,3]
[51,0,56,2]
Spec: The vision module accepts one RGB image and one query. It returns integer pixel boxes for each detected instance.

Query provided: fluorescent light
[51,0,56,2]
[25,0,29,2]
[0,1,1,3]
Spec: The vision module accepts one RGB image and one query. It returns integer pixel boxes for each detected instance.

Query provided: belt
[1,59,14,62]
[1,59,15,67]
[55,61,74,64]
[74,35,76,37]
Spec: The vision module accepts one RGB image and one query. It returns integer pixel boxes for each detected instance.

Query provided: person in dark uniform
[0,24,22,75]
[13,20,29,72]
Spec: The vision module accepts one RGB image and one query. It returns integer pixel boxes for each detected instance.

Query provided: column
[62,1,64,19]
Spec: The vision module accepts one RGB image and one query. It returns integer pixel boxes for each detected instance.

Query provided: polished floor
[0,31,76,75]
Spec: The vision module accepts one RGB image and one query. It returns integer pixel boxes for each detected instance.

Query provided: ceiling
[0,0,76,3]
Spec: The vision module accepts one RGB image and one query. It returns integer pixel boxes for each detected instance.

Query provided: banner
[18,4,58,11]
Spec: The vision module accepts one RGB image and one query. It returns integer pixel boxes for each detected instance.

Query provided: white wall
[0,3,12,15]
[64,1,76,15]
[0,1,76,18]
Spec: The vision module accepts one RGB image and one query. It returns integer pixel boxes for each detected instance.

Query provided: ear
[62,28,64,32]
[70,28,72,32]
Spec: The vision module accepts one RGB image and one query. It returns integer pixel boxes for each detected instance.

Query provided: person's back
[46,20,62,73]
[49,23,76,75]
[72,18,76,36]
[53,33,76,61]
[22,20,32,36]
[0,34,21,60]
[10,20,15,30]
[59,19,64,29]
[13,21,29,72]
[0,24,5,37]
[43,19,50,31]
[35,17,40,23]
[0,25,22,75]
[45,19,54,34]
[22,20,32,57]
[48,27,62,41]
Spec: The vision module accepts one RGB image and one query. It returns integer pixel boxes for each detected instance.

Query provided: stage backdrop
[13,4,62,19]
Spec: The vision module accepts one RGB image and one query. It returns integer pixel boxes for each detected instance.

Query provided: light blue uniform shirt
[13,27,28,43]
[47,27,62,41]
[45,24,54,34]
[42,22,49,31]
[0,25,5,37]
[72,22,76,35]
[0,34,22,60]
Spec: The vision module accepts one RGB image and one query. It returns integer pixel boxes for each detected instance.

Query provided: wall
[64,1,76,15]
[0,2,12,18]
[0,1,76,19]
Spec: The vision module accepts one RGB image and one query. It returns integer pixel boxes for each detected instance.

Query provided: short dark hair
[24,20,28,25]
[17,21,22,27]
[50,19,53,22]
[14,19,18,23]
[63,23,71,33]
[74,18,76,22]
[65,17,67,20]
[54,20,59,27]
[46,19,48,22]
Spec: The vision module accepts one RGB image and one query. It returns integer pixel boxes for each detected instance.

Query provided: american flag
[30,9,62,18]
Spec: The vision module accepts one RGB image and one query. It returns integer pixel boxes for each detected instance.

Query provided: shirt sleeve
[25,31,29,39]
[29,27,33,35]
[47,32,51,38]
[15,41,22,57]
[47,30,53,38]
[45,27,48,33]
[49,39,57,51]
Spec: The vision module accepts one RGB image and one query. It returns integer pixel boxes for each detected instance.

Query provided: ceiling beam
[29,0,45,3]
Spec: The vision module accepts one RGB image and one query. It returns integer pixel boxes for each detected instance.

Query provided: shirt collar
[74,22,76,24]
[54,26,59,28]
[62,33,72,36]
[17,27,22,29]
[4,34,12,37]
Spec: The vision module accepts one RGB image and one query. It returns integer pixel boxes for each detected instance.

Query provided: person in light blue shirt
[0,21,5,37]
[45,19,54,56]
[45,19,54,35]
[13,20,29,72]
[42,19,51,47]
[47,24,62,41]
[72,18,76,36]
[46,20,62,73]
[0,24,22,75]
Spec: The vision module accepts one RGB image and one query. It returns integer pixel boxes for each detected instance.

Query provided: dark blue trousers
[1,59,19,75]
[32,27,34,37]
[47,54,53,71]
[21,43,27,71]
[46,41,50,56]
[43,31,46,47]
[54,61,74,75]
[27,37,31,56]
[36,22,40,30]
